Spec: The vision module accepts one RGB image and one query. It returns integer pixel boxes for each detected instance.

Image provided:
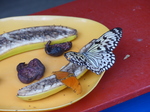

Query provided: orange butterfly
[53,71,82,94]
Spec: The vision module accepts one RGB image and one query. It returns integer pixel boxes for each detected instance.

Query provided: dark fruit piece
[17,58,45,84]
[45,41,72,57]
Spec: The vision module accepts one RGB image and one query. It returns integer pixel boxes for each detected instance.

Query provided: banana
[0,25,77,61]
[17,39,101,101]
[17,63,88,101]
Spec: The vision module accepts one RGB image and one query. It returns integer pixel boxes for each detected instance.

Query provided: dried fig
[45,41,72,56]
[17,58,45,84]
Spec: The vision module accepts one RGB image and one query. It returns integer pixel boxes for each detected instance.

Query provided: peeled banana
[17,63,88,101]
[17,39,98,101]
[0,25,77,61]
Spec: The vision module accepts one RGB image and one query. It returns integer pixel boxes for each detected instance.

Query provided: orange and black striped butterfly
[53,71,82,94]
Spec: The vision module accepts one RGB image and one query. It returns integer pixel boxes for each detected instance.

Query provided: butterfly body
[64,28,122,75]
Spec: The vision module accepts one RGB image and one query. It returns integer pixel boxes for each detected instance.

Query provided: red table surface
[32,0,150,112]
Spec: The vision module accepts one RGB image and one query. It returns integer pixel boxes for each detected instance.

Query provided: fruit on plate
[17,58,45,84]
[45,41,72,56]
[17,27,122,101]
[0,25,77,61]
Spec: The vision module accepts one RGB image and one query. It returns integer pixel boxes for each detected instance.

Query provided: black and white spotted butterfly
[64,28,122,75]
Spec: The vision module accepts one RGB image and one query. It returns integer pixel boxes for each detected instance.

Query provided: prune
[45,41,72,57]
[17,58,45,84]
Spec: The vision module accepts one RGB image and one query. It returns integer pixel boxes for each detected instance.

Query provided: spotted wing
[83,51,115,75]
[82,27,122,74]
[87,27,122,53]
[64,51,87,66]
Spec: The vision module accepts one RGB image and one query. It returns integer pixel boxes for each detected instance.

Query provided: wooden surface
[31,0,150,111]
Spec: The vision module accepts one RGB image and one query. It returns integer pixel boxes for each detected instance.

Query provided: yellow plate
[0,16,108,111]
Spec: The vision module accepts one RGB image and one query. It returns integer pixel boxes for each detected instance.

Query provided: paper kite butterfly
[64,27,122,75]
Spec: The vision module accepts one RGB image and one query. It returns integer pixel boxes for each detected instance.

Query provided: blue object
[100,92,150,112]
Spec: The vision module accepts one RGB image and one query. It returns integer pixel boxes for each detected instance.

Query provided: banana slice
[17,63,88,101]
[0,25,77,61]
[17,39,97,101]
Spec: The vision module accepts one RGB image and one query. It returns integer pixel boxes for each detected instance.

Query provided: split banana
[17,39,98,101]
[0,25,77,61]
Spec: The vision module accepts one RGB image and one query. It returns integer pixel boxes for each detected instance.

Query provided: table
[29,0,150,111]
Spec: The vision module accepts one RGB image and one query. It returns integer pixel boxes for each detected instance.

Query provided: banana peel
[0,25,77,61]
[17,64,88,101]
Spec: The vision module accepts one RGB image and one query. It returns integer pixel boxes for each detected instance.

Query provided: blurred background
[0,0,74,18]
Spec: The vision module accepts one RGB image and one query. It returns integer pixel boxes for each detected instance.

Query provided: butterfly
[53,71,82,94]
[64,28,122,75]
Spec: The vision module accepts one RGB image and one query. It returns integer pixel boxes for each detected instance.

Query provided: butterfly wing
[61,76,82,94]
[64,51,87,66]
[83,51,115,74]
[54,71,82,94]
[87,27,122,52]
[65,51,115,75]
[82,28,122,74]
